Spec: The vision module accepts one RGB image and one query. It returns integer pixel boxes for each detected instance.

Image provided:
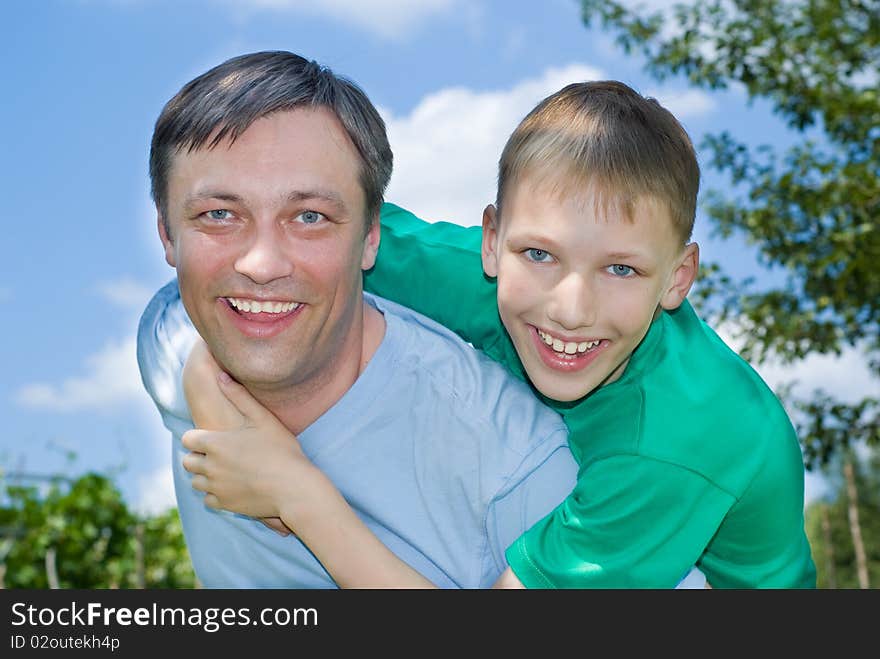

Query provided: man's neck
[247,301,385,436]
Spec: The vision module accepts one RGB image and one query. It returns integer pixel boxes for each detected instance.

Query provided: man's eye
[607,264,635,277]
[206,209,233,221]
[297,210,325,224]
[525,248,553,263]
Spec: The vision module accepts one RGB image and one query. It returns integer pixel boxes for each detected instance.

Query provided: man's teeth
[537,329,600,355]
[227,297,300,314]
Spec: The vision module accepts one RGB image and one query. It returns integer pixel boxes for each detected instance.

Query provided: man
[136,50,577,588]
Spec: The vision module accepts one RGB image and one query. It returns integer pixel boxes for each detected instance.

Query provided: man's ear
[481,204,500,278]
[157,213,176,268]
[361,209,381,271]
[660,242,699,310]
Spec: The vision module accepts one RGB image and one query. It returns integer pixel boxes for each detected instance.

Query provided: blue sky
[2,0,871,513]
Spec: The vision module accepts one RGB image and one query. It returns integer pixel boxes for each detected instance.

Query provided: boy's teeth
[538,329,600,354]
[228,298,300,314]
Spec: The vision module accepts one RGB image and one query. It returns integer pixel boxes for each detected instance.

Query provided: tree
[806,447,880,588]
[579,0,878,587]
[578,0,878,462]
[0,472,196,588]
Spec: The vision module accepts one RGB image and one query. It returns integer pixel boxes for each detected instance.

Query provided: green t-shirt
[365,202,817,588]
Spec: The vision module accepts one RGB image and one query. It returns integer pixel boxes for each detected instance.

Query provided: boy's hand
[181,371,319,527]
[183,341,295,535]
[183,339,247,431]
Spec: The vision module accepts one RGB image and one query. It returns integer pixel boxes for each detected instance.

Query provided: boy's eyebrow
[604,250,648,261]
[505,232,562,250]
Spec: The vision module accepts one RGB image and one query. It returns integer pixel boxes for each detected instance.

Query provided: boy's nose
[234,224,295,284]
[547,272,597,330]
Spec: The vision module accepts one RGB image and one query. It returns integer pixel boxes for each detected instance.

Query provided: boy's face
[482,178,698,402]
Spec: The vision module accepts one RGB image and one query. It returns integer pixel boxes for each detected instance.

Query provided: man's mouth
[220,296,304,339]
[226,297,302,315]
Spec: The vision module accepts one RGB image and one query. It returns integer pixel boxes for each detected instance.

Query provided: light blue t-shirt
[136,280,578,588]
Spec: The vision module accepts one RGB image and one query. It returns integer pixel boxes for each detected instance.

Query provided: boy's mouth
[529,326,607,372]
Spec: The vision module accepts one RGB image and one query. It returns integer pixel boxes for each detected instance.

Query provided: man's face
[159,108,379,393]
[482,178,697,402]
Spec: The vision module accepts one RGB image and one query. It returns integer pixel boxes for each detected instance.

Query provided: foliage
[805,448,880,588]
[0,472,196,588]
[580,0,879,468]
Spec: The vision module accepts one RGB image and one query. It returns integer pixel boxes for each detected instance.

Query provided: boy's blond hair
[496,80,700,243]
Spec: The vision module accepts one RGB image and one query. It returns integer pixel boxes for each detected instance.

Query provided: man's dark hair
[150,50,393,232]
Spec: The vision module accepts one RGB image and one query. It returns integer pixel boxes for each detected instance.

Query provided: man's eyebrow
[183,190,245,209]
[183,188,349,213]
[286,189,348,213]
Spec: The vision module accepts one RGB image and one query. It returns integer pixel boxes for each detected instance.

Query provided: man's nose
[546,272,597,330]
[233,224,294,284]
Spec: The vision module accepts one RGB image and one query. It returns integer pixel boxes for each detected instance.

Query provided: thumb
[216,370,273,424]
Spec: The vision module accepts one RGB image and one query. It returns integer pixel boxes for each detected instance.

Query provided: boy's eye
[206,209,233,221]
[607,264,635,277]
[525,248,554,263]
[296,210,325,225]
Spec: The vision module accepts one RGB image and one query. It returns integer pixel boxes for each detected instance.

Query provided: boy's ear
[361,209,381,271]
[158,213,176,268]
[481,204,500,278]
[660,242,699,310]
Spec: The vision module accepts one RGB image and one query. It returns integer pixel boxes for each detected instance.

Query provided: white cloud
[715,324,877,405]
[217,0,459,39]
[135,461,176,515]
[384,63,605,227]
[804,469,831,504]
[15,275,170,413]
[647,88,716,119]
[96,277,155,310]
[15,335,144,412]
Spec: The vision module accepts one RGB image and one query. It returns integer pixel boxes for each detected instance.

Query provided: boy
[182,80,816,587]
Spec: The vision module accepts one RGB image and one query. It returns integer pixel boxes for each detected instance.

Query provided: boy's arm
[181,368,437,589]
[492,567,526,589]
[183,342,291,535]
[505,454,734,588]
[182,339,247,431]
[366,203,505,351]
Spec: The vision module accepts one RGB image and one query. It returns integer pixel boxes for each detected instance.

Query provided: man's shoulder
[371,293,568,451]
[136,279,198,419]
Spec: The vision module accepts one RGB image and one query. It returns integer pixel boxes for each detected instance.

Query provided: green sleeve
[366,202,511,357]
[505,454,736,588]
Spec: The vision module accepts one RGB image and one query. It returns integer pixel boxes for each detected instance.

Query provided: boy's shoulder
[572,300,800,497]
[655,300,790,420]
[646,301,800,492]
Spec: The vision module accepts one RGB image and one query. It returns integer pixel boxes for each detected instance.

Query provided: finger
[181,428,211,452]
[190,474,210,493]
[261,517,292,537]
[204,493,221,509]
[216,370,274,424]
[182,451,207,475]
